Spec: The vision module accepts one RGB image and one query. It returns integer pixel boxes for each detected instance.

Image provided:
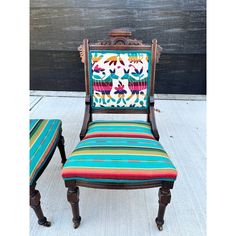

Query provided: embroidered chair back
[79,29,162,113]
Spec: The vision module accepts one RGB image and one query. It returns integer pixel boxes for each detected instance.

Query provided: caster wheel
[73,216,81,229]
[38,218,51,227]
[73,222,80,229]
[157,225,163,231]
[43,221,51,227]
[155,218,164,231]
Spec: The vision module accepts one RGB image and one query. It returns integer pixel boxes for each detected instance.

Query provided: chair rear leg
[30,185,51,227]
[66,181,81,229]
[57,134,67,165]
[155,187,171,231]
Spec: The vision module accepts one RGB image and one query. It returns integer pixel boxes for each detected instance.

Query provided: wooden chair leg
[67,182,81,229]
[155,187,171,231]
[57,134,67,165]
[30,185,51,227]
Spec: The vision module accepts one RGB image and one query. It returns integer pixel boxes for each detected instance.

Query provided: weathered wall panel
[30,0,206,94]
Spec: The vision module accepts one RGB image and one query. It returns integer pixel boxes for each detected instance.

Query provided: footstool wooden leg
[30,185,51,227]
[66,181,81,228]
[58,134,67,165]
[155,187,171,231]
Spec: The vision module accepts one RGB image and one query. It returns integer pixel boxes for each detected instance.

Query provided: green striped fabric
[62,121,177,183]
[30,119,62,185]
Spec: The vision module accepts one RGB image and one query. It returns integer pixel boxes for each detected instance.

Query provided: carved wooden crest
[96,28,144,46]
[78,44,85,63]
[78,28,162,63]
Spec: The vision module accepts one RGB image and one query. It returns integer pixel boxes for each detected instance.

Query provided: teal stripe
[78,137,164,149]
[30,134,60,185]
[30,120,54,157]
[64,159,175,169]
[30,120,61,182]
[64,177,175,183]
[30,121,59,174]
[73,146,166,154]
[30,119,40,131]
[68,154,170,162]
[87,128,152,135]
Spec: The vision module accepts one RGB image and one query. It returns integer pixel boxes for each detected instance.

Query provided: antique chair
[30,119,67,226]
[61,29,177,230]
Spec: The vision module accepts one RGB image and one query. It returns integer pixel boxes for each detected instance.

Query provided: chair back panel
[79,29,162,114]
[90,50,151,109]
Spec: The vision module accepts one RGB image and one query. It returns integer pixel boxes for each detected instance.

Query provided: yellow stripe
[30,120,48,148]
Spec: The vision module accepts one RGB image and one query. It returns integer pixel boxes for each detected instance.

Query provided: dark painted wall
[30,0,206,94]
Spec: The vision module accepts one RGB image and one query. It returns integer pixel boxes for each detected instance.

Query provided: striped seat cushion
[30,119,62,185]
[62,121,177,184]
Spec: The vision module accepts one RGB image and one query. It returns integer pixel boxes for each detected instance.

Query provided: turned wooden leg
[66,181,81,229]
[155,187,171,231]
[57,134,67,165]
[30,185,51,227]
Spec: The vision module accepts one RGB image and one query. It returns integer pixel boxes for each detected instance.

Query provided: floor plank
[30,96,206,236]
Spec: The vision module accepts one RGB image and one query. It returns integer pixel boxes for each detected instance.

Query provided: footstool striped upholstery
[30,119,62,185]
[62,121,177,184]
[30,119,66,227]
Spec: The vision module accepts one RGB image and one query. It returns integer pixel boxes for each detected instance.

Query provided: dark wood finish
[80,96,92,140]
[83,39,90,96]
[148,96,160,141]
[90,45,151,50]
[30,184,51,227]
[72,180,174,190]
[66,181,81,228]
[64,29,175,230]
[57,133,67,165]
[150,39,158,97]
[155,188,172,231]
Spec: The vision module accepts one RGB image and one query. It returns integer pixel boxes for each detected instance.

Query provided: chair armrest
[79,96,91,140]
[148,97,160,141]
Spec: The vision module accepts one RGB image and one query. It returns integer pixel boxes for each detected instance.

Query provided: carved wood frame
[78,29,162,141]
[73,29,174,190]
[65,29,174,230]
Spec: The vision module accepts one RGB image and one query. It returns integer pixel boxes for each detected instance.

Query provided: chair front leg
[57,134,67,165]
[30,185,51,227]
[66,181,81,228]
[155,187,171,231]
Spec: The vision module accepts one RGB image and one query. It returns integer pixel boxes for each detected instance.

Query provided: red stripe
[62,168,177,180]
[93,85,112,91]
[83,133,155,140]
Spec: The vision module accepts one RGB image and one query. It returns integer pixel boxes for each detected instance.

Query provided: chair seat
[30,119,62,185]
[62,121,177,184]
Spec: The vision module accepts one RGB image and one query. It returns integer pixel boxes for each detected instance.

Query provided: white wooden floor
[30,94,206,236]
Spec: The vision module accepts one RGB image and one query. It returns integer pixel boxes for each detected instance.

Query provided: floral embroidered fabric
[90,51,150,109]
